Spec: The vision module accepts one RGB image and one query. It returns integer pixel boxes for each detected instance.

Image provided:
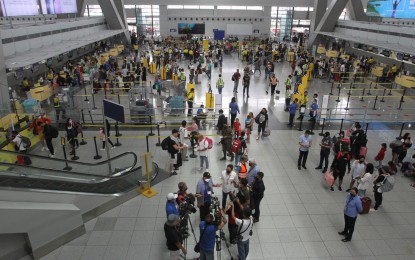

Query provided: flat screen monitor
[32,63,39,72]
[40,0,77,15]
[1,0,39,16]
[367,0,415,19]
[46,58,53,66]
[57,54,64,62]
[397,53,404,60]
[15,68,24,79]
[178,23,205,34]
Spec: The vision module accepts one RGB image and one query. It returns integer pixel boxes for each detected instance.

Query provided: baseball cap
[203,172,211,182]
[167,193,178,200]
[249,158,256,164]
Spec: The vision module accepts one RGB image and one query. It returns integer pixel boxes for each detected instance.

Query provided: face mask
[350,193,356,197]
[204,178,210,183]
[226,170,231,174]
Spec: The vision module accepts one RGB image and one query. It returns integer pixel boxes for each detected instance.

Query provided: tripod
[181,214,198,260]
[215,230,234,260]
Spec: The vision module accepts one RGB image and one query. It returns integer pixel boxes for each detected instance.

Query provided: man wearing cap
[196,172,221,221]
[316,132,333,173]
[166,193,179,218]
[164,214,186,259]
[247,159,261,186]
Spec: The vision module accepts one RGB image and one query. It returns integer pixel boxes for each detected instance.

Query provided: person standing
[165,193,179,218]
[287,98,298,127]
[330,151,351,191]
[199,213,225,260]
[357,163,374,197]
[297,130,312,170]
[251,171,265,223]
[220,164,237,209]
[164,214,186,259]
[28,114,51,152]
[229,97,240,128]
[247,159,261,186]
[216,74,224,94]
[255,108,268,141]
[284,83,293,112]
[316,132,332,173]
[196,172,221,221]
[39,121,57,158]
[178,120,189,161]
[338,188,363,243]
[216,109,227,135]
[232,69,241,93]
[167,129,184,175]
[297,90,309,120]
[245,112,254,144]
[242,72,250,97]
[187,88,195,116]
[267,74,279,96]
[346,155,366,192]
[197,134,209,172]
[371,167,389,211]
[230,203,253,260]
[220,123,234,161]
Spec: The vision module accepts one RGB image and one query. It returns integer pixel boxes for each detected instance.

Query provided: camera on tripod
[210,196,224,225]
[178,193,197,216]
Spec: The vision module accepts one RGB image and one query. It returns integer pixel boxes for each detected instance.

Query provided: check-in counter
[29,85,52,102]
[395,75,415,88]
[326,50,338,58]
[371,66,384,77]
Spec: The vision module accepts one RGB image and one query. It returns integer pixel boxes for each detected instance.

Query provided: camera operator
[225,194,243,244]
[220,164,238,209]
[196,172,222,221]
[230,203,254,260]
[199,212,225,260]
[164,214,187,259]
[237,178,251,208]
[177,182,188,204]
[166,193,179,218]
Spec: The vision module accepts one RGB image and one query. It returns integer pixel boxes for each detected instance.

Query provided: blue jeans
[237,239,250,260]
[235,154,241,165]
[200,155,209,169]
[200,249,214,260]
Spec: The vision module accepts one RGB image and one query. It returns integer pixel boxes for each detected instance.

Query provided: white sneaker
[41,147,47,152]
[256,137,259,140]
[111,146,116,149]
[199,167,203,171]
[100,148,105,151]
[206,168,209,172]
[49,154,54,158]
[369,208,377,212]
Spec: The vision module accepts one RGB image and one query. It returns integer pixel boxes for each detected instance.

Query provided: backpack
[232,139,242,154]
[205,137,213,149]
[254,114,260,124]
[245,118,251,127]
[161,136,171,151]
[380,175,395,192]
[50,125,59,138]
[20,136,32,149]
[231,75,235,81]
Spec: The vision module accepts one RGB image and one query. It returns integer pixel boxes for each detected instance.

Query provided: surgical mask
[226,170,231,174]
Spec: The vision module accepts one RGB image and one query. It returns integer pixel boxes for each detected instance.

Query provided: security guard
[297,90,309,120]
[187,88,195,116]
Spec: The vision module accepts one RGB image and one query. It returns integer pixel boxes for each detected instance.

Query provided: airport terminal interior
[1,0,415,259]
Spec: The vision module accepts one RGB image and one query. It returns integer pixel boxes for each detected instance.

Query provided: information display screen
[367,0,415,19]
[40,0,78,14]
[178,23,205,34]
[0,0,39,16]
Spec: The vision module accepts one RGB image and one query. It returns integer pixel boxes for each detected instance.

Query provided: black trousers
[230,113,237,128]
[258,122,266,135]
[298,150,309,167]
[289,113,295,125]
[285,98,291,110]
[222,191,230,209]
[318,149,330,171]
[270,84,276,95]
[343,214,357,240]
[45,138,54,155]
[199,202,211,221]
[374,190,383,210]
[187,101,193,116]
[252,196,263,220]
[243,85,249,96]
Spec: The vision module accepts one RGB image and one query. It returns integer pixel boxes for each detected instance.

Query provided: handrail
[0,150,137,169]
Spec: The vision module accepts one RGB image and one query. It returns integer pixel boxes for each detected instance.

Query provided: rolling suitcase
[334,73,340,81]
[360,146,367,156]
[360,197,371,214]
[22,99,39,114]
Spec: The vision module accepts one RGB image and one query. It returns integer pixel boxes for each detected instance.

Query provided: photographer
[230,203,254,260]
[164,214,187,259]
[166,193,179,218]
[199,213,225,260]
[196,172,222,221]
[251,172,265,223]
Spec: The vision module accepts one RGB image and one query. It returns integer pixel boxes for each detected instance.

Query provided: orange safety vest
[239,163,248,179]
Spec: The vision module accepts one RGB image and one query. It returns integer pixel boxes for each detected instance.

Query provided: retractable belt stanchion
[344,95,350,110]
[336,87,341,102]
[80,132,87,145]
[61,137,72,171]
[297,117,304,131]
[380,89,386,102]
[360,88,365,102]
[117,94,121,104]
[114,123,122,147]
[88,110,94,124]
[329,82,334,95]
[83,87,89,102]
[399,123,405,137]
[148,115,155,136]
[71,145,79,161]
[365,123,369,135]
[146,135,150,152]
[339,119,344,133]
[319,118,326,136]
[93,136,102,160]
[81,109,87,129]
[367,82,372,95]
[373,95,378,110]
[155,124,161,146]
[92,93,97,109]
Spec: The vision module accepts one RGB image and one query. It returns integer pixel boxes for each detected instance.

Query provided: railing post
[81,109,87,129]
[62,145,72,171]
[92,93,97,109]
[399,123,405,137]
[367,82,372,95]
[340,118,344,133]
[88,110,94,124]
[329,82,334,95]
[80,132,87,145]
[344,95,350,110]
[347,82,353,95]
[380,88,386,102]
[146,135,150,152]
[148,115,155,136]
[155,124,161,146]
[336,87,341,102]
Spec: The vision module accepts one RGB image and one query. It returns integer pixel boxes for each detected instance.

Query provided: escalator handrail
[0,150,138,169]
[0,161,141,179]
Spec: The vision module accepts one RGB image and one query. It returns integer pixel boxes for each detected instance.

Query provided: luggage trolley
[161,80,186,115]
[129,85,154,123]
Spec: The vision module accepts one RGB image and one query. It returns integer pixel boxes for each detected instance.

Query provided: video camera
[210,196,224,226]
[178,193,197,216]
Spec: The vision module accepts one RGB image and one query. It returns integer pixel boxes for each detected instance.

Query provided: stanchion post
[347,82,353,95]
[336,87,341,102]
[115,122,122,137]
[93,136,102,160]
[309,119,316,135]
[388,82,393,96]
[329,82,334,95]
[344,95,350,110]
[367,82,372,95]
[319,118,326,136]
[360,88,365,102]
[340,119,344,132]
[80,132,87,145]
[150,80,153,95]
[146,135,150,152]
[399,123,405,137]
[117,94,121,104]
[62,145,72,171]
[373,95,378,110]
[81,109,87,129]
[83,87,89,102]
[92,93,97,109]
[104,85,107,99]
[155,124,161,146]
[380,89,386,102]
[88,110,94,124]
[398,95,404,110]
[365,123,369,135]
[148,115,155,136]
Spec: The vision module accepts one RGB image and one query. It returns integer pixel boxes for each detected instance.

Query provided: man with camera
[164,214,187,260]
[199,212,225,260]
[229,203,254,260]
[220,164,238,209]
[196,172,222,221]
[166,193,179,218]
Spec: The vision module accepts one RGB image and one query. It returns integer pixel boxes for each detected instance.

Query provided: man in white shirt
[198,135,209,172]
[298,130,312,170]
[178,120,189,161]
[230,203,253,260]
[220,164,237,209]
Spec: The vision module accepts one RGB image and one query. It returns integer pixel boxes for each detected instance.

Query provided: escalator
[0,150,159,195]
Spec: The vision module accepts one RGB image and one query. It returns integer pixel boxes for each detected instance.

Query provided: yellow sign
[116,45,124,52]
[109,48,118,57]
[100,53,109,63]
[317,46,326,54]
[326,50,338,58]
[61,137,66,146]
[203,39,209,52]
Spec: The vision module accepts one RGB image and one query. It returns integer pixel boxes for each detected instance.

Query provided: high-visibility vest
[217,78,224,87]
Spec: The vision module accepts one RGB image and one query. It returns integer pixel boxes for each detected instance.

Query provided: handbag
[324,170,335,187]
[194,226,207,253]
